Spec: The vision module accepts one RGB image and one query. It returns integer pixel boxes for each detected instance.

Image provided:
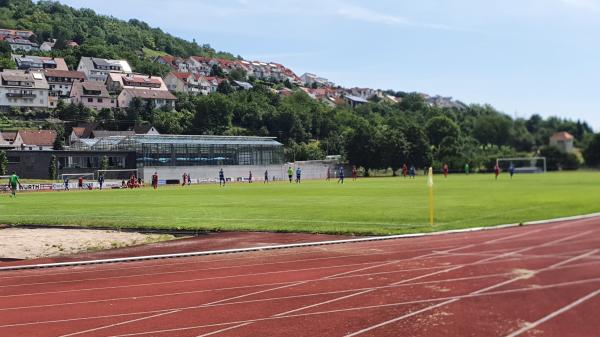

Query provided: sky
[55,0,600,130]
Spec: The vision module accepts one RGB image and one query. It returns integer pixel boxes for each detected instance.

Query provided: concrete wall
[142,160,346,183]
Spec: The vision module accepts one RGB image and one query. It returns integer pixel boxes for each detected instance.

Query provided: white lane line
[276,231,591,318]
[0,240,466,281]
[197,322,252,337]
[344,248,598,337]
[54,246,457,337]
[503,288,600,337]
[99,277,600,337]
[8,258,600,330]
[0,248,455,289]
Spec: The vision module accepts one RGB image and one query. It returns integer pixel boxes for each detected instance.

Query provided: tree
[0,150,7,175]
[584,133,600,167]
[216,80,233,94]
[48,155,57,180]
[53,126,65,150]
[100,155,109,172]
[539,146,580,171]
[210,64,224,77]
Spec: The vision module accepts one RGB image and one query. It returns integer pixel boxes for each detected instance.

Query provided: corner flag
[427,167,434,225]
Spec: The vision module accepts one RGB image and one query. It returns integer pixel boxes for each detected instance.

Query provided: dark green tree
[0,150,7,175]
[48,155,57,180]
[584,133,600,167]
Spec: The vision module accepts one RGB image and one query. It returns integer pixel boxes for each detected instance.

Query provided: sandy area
[0,227,175,260]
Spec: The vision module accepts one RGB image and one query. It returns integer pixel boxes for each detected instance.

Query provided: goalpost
[496,157,547,174]
[96,169,139,181]
[60,173,96,182]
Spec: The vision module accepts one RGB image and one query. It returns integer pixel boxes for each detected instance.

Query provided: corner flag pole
[427,167,434,226]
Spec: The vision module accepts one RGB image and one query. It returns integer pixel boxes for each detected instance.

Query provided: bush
[583,133,600,167]
[539,146,580,171]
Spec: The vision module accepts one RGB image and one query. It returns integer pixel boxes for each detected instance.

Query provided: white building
[77,57,132,82]
[0,70,49,108]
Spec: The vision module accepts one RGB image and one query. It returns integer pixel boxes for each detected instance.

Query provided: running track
[1,217,599,337]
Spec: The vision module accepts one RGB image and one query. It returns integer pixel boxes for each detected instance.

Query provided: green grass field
[2,172,599,235]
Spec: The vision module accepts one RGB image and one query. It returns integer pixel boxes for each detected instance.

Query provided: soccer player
[338,166,345,184]
[8,171,20,198]
[98,174,105,190]
[187,173,191,186]
[219,168,226,186]
[287,166,293,183]
[64,177,70,191]
[351,166,358,181]
[494,163,501,180]
[182,173,187,187]
[509,163,515,179]
[443,163,449,178]
[402,164,408,178]
[264,169,269,183]
[78,176,84,190]
[248,171,253,183]
[295,167,302,183]
[151,172,159,190]
[409,165,416,179]
[464,163,470,175]
[326,167,331,181]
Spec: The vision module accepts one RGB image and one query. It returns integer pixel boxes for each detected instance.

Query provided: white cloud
[335,4,458,31]
[559,0,600,11]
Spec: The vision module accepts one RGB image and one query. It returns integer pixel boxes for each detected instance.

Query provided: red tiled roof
[72,127,85,137]
[123,76,162,86]
[170,72,192,80]
[44,69,86,80]
[551,132,574,141]
[18,130,57,146]
[122,88,177,100]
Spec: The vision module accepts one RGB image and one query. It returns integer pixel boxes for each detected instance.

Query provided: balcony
[6,92,36,98]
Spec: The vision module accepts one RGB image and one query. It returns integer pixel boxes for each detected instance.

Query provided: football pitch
[2,172,599,235]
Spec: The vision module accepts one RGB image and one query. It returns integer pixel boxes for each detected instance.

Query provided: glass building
[70,134,285,168]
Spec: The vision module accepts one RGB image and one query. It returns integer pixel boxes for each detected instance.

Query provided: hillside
[0,0,235,73]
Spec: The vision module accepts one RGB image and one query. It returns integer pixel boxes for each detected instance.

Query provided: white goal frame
[496,157,547,173]
[96,169,140,180]
[60,173,96,181]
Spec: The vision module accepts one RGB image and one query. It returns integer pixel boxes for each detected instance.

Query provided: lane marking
[54,247,454,337]
[503,288,600,337]
[87,277,600,337]
[344,248,598,336]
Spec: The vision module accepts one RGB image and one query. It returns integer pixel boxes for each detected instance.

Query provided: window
[98,98,103,103]
[88,98,93,102]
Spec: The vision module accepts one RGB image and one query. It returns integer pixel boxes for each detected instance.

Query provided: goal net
[496,157,547,174]
[96,169,139,181]
[60,173,96,182]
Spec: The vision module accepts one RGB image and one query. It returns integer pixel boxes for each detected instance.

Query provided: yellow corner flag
[427,167,434,226]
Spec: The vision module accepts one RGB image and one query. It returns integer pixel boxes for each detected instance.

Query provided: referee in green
[9,171,21,198]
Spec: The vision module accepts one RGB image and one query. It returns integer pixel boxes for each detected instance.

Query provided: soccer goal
[60,173,96,182]
[96,169,139,181]
[496,157,547,173]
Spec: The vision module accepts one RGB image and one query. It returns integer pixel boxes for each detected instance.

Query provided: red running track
[0,217,599,337]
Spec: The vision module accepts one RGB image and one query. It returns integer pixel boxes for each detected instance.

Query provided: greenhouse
[70,134,285,167]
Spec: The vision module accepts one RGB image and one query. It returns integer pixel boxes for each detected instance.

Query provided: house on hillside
[69,124,96,145]
[549,132,575,153]
[44,69,86,104]
[131,124,160,135]
[13,55,69,71]
[77,57,132,82]
[0,70,49,109]
[344,94,369,108]
[4,37,39,52]
[117,88,177,110]
[70,82,116,110]
[40,39,57,52]
[0,29,34,39]
[106,73,167,94]
[13,130,57,151]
